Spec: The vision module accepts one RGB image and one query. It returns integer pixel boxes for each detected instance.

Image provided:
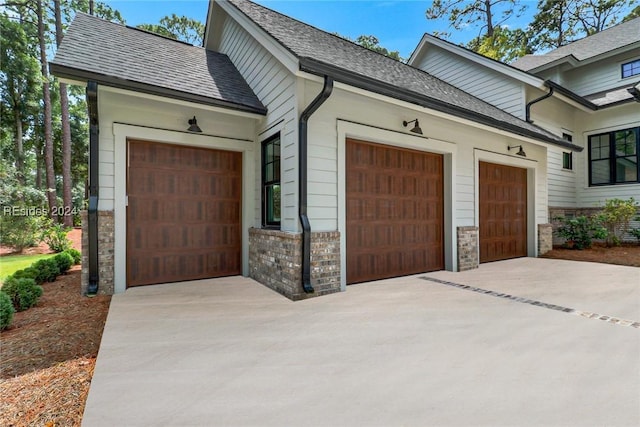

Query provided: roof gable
[219,0,580,150]
[51,13,266,115]
[512,17,640,72]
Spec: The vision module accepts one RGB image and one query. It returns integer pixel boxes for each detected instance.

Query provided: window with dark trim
[262,133,281,228]
[588,127,639,186]
[622,59,640,79]
[562,152,573,170]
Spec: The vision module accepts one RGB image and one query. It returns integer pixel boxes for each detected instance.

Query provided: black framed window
[588,127,639,186]
[262,133,281,228]
[562,152,573,170]
[622,59,640,79]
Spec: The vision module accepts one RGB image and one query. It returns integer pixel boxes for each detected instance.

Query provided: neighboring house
[51,0,585,300]
[409,18,640,243]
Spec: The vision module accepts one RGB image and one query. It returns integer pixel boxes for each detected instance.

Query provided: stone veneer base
[457,226,479,271]
[249,228,341,301]
[81,210,115,295]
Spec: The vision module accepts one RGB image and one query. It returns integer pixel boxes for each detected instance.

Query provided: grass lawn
[0,254,55,282]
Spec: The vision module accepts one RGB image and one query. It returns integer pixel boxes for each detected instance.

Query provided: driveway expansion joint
[421,276,640,329]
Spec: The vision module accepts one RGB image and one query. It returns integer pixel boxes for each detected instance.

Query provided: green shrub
[554,215,607,250]
[65,248,81,265]
[33,258,60,283]
[630,228,640,244]
[1,276,43,311]
[41,221,72,253]
[0,213,43,252]
[0,291,15,330]
[54,252,74,273]
[599,198,638,246]
[10,267,44,285]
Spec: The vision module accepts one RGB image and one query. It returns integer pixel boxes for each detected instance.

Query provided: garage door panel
[479,162,527,263]
[346,139,444,284]
[127,140,242,287]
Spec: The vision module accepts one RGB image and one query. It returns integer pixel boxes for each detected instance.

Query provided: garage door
[346,139,444,284]
[479,162,527,263]
[127,140,242,287]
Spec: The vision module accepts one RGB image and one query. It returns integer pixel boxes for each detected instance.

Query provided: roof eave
[49,62,267,116]
[299,57,583,152]
[544,80,597,110]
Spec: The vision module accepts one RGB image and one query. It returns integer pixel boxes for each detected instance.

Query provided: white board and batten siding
[413,45,526,120]
[217,17,300,231]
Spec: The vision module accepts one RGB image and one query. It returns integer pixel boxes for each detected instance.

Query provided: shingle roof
[225,0,580,150]
[50,12,266,115]
[512,17,640,71]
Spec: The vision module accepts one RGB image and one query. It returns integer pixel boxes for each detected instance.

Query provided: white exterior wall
[97,87,258,293]
[217,17,299,231]
[413,46,526,119]
[561,52,640,96]
[528,92,579,208]
[301,79,549,286]
[575,103,640,207]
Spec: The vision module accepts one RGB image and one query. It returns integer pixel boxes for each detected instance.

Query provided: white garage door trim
[337,119,458,291]
[112,123,255,294]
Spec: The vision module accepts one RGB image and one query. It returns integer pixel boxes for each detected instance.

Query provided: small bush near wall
[1,277,43,312]
[0,291,15,330]
[41,220,72,253]
[598,198,638,247]
[554,215,607,250]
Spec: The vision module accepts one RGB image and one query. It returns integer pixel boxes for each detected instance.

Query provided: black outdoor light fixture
[508,144,527,157]
[187,116,202,133]
[402,119,423,135]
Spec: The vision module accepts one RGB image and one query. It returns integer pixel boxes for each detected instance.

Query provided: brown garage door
[479,162,527,263]
[346,139,444,284]
[127,140,242,287]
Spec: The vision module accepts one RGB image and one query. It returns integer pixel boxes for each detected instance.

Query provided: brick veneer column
[81,210,114,295]
[457,226,479,271]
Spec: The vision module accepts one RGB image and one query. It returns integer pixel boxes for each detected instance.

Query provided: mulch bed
[0,229,110,427]
[541,243,640,267]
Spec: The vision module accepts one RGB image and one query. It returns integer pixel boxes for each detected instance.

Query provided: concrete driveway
[82,258,640,426]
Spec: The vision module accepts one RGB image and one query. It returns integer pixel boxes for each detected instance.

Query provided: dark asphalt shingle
[512,17,640,71]
[51,13,266,115]
[226,0,578,149]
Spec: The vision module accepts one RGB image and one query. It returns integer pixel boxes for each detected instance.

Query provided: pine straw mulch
[541,243,640,267]
[0,266,111,427]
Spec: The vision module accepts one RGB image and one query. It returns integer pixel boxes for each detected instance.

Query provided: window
[563,152,573,170]
[622,59,640,79]
[588,127,639,186]
[262,134,281,228]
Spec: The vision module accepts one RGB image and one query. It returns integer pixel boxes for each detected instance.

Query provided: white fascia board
[407,33,428,65]
[215,0,299,75]
[409,33,545,89]
[57,77,87,87]
[296,70,560,150]
[99,85,266,120]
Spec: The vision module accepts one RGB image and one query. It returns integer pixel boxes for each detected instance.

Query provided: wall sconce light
[402,119,423,135]
[508,145,526,157]
[187,116,202,133]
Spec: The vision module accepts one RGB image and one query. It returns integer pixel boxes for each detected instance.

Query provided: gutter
[544,80,597,110]
[86,81,99,296]
[526,86,554,123]
[298,57,582,152]
[299,75,334,294]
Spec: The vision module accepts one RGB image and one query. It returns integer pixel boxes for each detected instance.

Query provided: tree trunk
[37,0,57,219]
[55,0,73,226]
[14,104,25,185]
[484,0,494,37]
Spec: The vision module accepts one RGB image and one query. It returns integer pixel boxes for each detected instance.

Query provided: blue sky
[103,0,540,58]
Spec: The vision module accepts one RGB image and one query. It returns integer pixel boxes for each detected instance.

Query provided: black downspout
[526,86,554,123]
[86,81,99,296]
[299,75,334,294]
